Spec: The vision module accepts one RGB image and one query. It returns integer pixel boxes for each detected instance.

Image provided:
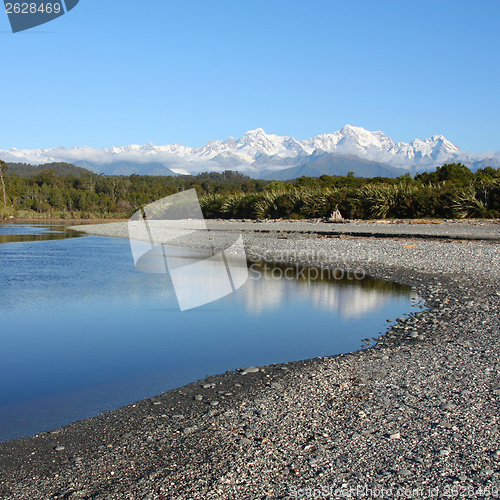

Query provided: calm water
[0,223,420,441]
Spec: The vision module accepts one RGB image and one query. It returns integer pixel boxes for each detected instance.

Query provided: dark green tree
[0,160,8,207]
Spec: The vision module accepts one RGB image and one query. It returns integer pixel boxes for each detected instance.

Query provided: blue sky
[1,0,499,152]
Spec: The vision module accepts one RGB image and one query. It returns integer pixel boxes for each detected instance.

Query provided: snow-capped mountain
[1,125,498,178]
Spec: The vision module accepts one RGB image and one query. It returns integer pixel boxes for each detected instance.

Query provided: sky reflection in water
[0,224,419,441]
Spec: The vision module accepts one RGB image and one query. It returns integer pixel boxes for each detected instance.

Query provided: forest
[0,160,499,220]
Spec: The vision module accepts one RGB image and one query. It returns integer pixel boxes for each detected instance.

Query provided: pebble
[71,457,83,463]
[389,432,400,440]
[238,438,251,445]
[194,395,203,401]
[397,469,411,476]
[210,400,219,406]
[440,402,455,410]
[257,409,268,416]
[54,446,65,451]
[244,366,259,374]
[202,383,215,389]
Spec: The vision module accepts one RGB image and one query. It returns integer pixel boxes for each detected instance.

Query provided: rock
[54,446,65,451]
[257,409,268,416]
[439,449,451,456]
[397,469,411,476]
[244,366,259,374]
[194,395,203,401]
[238,438,251,445]
[210,400,219,406]
[389,432,400,440]
[440,402,455,410]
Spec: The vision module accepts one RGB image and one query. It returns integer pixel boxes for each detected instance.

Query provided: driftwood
[328,205,344,223]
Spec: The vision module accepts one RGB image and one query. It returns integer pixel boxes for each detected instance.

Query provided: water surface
[0,223,419,441]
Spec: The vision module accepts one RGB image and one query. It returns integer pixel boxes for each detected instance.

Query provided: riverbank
[0,223,499,499]
[72,218,500,242]
[0,218,129,224]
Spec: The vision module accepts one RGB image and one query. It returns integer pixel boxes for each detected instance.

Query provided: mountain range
[1,125,499,179]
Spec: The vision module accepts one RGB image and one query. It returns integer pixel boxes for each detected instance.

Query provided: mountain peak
[340,124,364,133]
[243,127,268,136]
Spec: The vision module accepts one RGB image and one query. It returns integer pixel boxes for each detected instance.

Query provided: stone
[440,403,455,410]
[244,366,259,373]
[397,469,411,476]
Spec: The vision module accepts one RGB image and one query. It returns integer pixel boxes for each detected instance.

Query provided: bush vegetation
[0,161,499,220]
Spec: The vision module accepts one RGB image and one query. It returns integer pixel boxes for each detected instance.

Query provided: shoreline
[1,224,499,498]
[1,218,129,224]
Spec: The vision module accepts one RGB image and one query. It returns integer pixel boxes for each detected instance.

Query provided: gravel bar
[70,218,500,242]
[1,221,499,499]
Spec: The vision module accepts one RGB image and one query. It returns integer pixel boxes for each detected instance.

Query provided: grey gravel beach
[1,220,499,499]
